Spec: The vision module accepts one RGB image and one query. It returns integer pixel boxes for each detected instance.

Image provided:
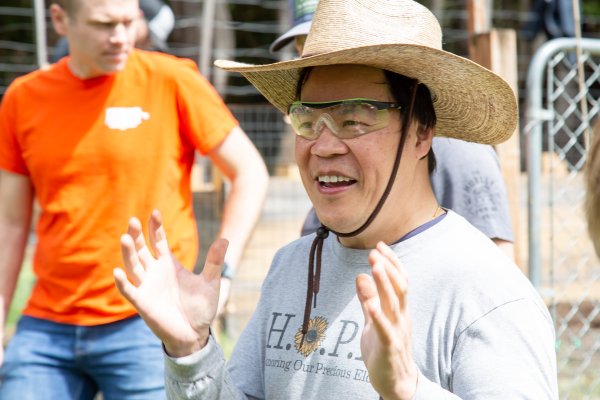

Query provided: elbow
[256,160,270,192]
[246,151,270,193]
[232,153,269,198]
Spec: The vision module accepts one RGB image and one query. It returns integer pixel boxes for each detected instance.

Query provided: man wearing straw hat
[114,0,558,398]
[272,0,516,261]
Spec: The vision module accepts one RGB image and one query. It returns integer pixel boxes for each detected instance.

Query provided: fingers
[370,255,399,318]
[376,242,408,303]
[148,209,170,258]
[360,242,410,337]
[202,238,229,280]
[120,232,145,285]
[120,212,167,286]
[128,216,156,267]
[113,267,139,305]
[356,273,378,325]
[356,273,392,343]
[128,216,144,247]
[370,242,408,310]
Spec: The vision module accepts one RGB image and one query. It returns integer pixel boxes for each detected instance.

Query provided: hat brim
[216,44,517,145]
[270,21,312,53]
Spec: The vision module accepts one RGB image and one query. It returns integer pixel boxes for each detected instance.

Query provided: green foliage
[583,2,600,17]
[4,259,35,341]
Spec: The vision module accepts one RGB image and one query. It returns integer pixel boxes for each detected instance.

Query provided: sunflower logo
[295,316,328,357]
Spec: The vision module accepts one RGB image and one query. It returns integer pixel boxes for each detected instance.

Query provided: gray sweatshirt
[165,211,558,399]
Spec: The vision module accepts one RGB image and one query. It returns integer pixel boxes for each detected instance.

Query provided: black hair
[383,70,437,174]
[294,66,437,174]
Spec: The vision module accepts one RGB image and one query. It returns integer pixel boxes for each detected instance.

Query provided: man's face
[295,65,422,239]
[51,0,140,78]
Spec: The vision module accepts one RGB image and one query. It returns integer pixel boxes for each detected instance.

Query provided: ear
[415,125,434,160]
[50,4,70,36]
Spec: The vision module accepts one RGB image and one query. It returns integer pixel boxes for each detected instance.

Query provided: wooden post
[466,0,492,56]
[467,1,525,270]
[196,0,225,232]
[33,0,48,68]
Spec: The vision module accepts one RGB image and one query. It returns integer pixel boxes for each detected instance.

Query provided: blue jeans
[0,315,165,400]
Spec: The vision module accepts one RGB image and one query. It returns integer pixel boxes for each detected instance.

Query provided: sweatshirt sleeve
[164,335,259,399]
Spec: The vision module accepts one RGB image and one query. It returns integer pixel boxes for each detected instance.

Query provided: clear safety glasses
[288,98,402,140]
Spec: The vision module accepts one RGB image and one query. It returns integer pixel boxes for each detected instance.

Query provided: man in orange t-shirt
[0,0,268,398]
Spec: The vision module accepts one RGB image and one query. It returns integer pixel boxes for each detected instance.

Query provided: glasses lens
[289,104,318,139]
[332,102,389,138]
[289,100,395,140]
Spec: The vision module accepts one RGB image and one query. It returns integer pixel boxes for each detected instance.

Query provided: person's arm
[114,210,256,399]
[206,126,269,312]
[0,170,34,366]
[431,139,515,261]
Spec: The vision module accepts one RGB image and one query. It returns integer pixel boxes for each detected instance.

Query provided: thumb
[202,238,229,280]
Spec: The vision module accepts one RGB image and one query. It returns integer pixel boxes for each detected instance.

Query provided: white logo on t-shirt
[105,107,150,131]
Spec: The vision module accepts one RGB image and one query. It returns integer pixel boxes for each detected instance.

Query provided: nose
[310,124,348,158]
[109,23,130,45]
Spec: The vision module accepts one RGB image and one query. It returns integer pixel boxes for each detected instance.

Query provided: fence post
[33,0,48,68]
[467,1,524,271]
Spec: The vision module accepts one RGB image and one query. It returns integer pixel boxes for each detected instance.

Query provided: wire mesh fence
[0,5,38,96]
[526,37,600,399]
[3,1,600,397]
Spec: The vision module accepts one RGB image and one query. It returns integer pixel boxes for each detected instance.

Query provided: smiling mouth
[317,175,356,188]
[104,54,125,62]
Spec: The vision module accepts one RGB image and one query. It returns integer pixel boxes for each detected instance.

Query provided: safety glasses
[288,98,402,140]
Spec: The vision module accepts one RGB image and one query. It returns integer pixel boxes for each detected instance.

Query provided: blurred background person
[0,0,268,398]
[51,0,175,62]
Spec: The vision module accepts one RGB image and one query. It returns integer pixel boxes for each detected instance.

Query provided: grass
[212,316,236,359]
[3,258,35,342]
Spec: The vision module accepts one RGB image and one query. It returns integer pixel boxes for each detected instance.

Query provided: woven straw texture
[215,0,517,145]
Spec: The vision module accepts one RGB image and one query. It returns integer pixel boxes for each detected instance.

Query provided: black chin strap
[300,81,420,344]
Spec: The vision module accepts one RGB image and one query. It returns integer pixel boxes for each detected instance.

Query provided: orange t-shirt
[0,50,237,325]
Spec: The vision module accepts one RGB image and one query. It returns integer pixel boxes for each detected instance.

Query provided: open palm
[114,209,228,357]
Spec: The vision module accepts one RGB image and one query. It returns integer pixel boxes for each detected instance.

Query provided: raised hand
[113,209,228,357]
[355,241,419,400]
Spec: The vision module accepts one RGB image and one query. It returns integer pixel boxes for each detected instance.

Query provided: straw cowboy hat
[216,0,517,145]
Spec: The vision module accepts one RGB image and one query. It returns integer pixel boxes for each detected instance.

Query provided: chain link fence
[526,37,600,399]
[4,1,600,396]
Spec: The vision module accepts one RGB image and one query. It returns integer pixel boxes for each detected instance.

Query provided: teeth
[318,175,352,183]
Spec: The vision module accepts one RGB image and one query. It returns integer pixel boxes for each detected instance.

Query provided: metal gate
[526,37,600,399]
